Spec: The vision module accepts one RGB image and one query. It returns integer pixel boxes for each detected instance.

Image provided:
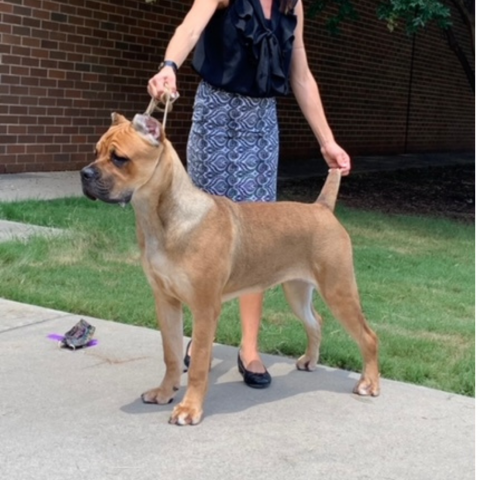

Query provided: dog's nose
[80,166,98,182]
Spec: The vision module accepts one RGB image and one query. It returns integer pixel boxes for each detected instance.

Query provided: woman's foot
[185,342,271,388]
[237,350,271,389]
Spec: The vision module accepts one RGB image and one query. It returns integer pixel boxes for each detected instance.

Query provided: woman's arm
[290,1,351,174]
[148,0,227,99]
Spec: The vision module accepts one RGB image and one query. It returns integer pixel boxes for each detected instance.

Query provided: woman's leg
[185,293,267,373]
[238,292,266,373]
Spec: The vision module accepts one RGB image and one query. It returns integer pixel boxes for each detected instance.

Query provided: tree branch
[443,26,475,93]
[448,0,475,55]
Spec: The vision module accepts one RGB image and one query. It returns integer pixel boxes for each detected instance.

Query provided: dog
[81,113,380,425]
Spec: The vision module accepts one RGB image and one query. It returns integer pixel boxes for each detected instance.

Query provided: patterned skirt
[187,81,279,202]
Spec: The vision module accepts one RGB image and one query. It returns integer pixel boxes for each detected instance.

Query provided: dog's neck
[132,139,214,241]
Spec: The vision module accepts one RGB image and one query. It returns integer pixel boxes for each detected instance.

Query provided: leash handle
[145,87,179,131]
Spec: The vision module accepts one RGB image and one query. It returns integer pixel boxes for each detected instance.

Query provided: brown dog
[81,113,380,425]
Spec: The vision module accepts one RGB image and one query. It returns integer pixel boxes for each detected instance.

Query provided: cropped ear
[111,112,128,125]
[132,114,164,146]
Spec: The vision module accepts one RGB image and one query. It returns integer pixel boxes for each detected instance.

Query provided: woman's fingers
[147,70,177,100]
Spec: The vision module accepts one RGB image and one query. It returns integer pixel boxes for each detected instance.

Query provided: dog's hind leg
[141,293,184,406]
[282,280,322,372]
[316,249,380,396]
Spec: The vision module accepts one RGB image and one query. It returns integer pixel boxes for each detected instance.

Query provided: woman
[147,0,350,389]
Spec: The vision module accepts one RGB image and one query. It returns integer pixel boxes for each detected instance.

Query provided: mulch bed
[278,164,475,223]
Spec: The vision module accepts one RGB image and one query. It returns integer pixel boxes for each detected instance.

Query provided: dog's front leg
[169,302,221,426]
[142,293,184,406]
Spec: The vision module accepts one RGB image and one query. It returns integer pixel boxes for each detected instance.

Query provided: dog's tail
[315,168,342,211]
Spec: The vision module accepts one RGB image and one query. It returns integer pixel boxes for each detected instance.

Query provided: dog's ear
[111,112,128,125]
[132,114,164,146]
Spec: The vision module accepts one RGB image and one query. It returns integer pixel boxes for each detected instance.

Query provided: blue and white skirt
[187,81,279,202]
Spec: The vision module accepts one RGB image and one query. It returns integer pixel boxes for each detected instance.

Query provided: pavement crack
[0,313,73,334]
[85,352,149,367]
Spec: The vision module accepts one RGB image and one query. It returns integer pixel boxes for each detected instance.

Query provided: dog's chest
[142,237,188,299]
[145,238,167,264]
[143,237,172,274]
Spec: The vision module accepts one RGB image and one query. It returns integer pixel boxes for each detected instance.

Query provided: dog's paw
[169,402,203,426]
[353,376,380,397]
[141,385,179,405]
[296,354,318,372]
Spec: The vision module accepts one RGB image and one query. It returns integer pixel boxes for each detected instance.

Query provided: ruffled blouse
[192,0,298,98]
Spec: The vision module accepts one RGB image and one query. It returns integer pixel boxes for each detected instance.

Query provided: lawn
[0,197,475,396]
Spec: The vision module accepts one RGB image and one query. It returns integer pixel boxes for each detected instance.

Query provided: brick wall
[0,0,474,173]
[278,0,475,157]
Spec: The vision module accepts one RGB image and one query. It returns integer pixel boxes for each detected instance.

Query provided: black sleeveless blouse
[192,0,298,98]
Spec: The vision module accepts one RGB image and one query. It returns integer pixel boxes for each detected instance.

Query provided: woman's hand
[147,66,177,100]
[321,141,351,176]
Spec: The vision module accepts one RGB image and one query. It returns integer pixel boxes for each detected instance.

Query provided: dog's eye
[111,152,129,168]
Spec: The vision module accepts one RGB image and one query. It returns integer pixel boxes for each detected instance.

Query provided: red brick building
[0,0,474,173]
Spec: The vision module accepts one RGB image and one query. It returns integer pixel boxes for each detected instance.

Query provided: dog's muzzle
[80,166,132,205]
[80,166,101,201]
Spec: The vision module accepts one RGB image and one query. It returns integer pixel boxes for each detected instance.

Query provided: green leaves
[307,0,453,35]
[377,0,452,35]
[307,0,359,35]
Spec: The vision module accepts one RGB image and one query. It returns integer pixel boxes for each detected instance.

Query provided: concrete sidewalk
[0,170,83,202]
[0,298,475,480]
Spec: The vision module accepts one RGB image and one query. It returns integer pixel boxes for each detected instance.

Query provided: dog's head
[80,113,164,205]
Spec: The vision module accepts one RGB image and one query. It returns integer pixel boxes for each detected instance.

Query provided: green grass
[0,197,475,396]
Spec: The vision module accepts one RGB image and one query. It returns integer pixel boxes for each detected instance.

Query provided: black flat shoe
[237,351,271,389]
[183,340,192,372]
